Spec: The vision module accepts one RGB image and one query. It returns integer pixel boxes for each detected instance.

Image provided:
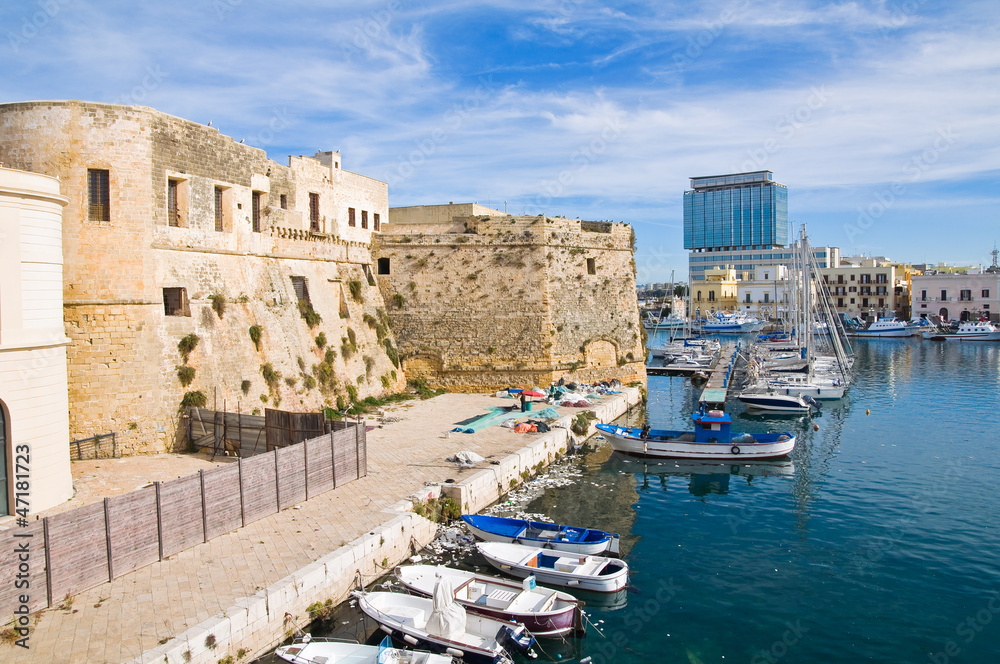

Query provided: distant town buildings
[911,271,999,322]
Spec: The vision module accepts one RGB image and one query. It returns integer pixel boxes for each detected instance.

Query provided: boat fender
[380,625,393,635]
[708,409,725,417]
[403,634,419,646]
[731,445,741,455]
[445,648,464,658]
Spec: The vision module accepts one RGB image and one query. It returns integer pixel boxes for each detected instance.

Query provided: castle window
[163,288,190,316]
[214,186,225,232]
[252,191,263,232]
[88,169,110,221]
[374,213,380,231]
[280,194,287,210]
[377,257,390,275]
[586,258,596,275]
[309,193,320,231]
[290,276,310,305]
[348,207,356,227]
[361,210,368,229]
[167,177,189,227]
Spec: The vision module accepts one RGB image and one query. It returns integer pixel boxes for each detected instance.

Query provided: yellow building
[692,267,739,316]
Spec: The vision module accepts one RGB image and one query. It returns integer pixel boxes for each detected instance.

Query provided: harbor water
[264,337,1000,663]
[521,336,1000,663]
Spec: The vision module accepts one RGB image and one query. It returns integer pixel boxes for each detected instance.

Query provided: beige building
[0,101,401,455]
[818,258,911,322]
[911,271,1000,322]
[692,267,739,317]
[0,166,73,514]
[735,265,793,320]
[375,205,646,391]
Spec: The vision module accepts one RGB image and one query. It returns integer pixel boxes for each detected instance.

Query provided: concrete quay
[6,387,639,664]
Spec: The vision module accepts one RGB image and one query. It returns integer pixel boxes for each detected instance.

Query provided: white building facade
[0,166,73,515]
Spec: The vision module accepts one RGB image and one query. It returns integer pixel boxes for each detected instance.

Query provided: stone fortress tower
[374,204,647,391]
[0,101,403,455]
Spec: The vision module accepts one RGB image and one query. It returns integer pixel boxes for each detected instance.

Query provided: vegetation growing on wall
[298,299,322,328]
[208,293,226,318]
[180,390,207,411]
[348,279,364,303]
[177,365,195,387]
[178,334,200,363]
[248,325,262,351]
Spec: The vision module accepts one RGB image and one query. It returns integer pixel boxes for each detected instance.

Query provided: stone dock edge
[125,387,639,664]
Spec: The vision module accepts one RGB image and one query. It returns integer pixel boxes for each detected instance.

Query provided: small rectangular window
[163,287,190,316]
[280,194,288,209]
[941,290,947,301]
[587,258,596,275]
[983,289,990,298]
[291,276,310,304]
[88,169,110,221]
[377,257,390,275]
[252,191,262,233]
[167,179,180,227]
[850,298,855,304]
[348,207,356,227]
[214,186,224,232]
[374,213,380,231]
[361,210,368,229]
[837,297,844,307]
[309,193,320,231]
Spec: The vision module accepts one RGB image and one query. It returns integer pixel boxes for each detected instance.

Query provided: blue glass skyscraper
[683,171,792,281]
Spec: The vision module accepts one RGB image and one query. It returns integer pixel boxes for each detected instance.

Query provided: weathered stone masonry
[0,101,403,454]
[375,204,647,391]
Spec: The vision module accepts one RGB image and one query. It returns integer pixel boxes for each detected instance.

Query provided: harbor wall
[125,388,639,664]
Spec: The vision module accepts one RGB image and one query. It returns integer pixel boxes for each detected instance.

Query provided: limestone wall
[375,212,646,391]
[0,101,402,454]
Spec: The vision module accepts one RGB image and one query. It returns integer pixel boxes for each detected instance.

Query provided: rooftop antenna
[992,243,999,270]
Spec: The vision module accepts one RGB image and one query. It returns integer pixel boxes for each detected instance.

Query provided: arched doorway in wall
[939,307,949,320]
[960,310,971,322]
[0,401,8,515]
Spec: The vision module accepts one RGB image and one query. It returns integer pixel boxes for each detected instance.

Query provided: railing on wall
[0,421,367,618]
[69,432,118,460]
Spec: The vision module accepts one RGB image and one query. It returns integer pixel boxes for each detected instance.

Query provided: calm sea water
[522,337,1000,664]
[264,338,1000,664]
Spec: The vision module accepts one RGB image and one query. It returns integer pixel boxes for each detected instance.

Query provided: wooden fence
[0,422,367,618]
[186,407,327,457]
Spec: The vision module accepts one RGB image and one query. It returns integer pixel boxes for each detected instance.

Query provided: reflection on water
[607,454,796,496]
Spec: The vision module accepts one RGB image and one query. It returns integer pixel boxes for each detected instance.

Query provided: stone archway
[939,307,949,320]
[583,339,618,369]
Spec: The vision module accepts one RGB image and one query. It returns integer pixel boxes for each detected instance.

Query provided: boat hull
[596,423,795,460]
[276,639,452,664]
[462,515,618,556]
[737,394,812,412]
[477,543,629,593]
[395,565,583,637]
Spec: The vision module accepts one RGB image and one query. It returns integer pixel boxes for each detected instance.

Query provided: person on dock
[520,392,527,412]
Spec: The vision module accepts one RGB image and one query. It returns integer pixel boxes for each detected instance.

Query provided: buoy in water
[813,424,819,431]
[866,409,870,415]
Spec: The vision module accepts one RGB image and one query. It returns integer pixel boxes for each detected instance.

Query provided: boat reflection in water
[570,586,629,611]
[609,455,795,496]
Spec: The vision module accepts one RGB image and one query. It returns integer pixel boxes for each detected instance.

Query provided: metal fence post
[274,448,281,512]
[104,497,114,582]
[238,457,246,527]
[155,481,164,561]
[43,517,53,608]
[200,469,208,543]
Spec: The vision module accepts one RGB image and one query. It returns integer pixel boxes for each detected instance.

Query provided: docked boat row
[279,513,627,664]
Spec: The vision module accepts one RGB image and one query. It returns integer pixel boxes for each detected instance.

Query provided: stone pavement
[5,390,635,664]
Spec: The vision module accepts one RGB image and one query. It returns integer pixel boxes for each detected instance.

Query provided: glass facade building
[684,171,790,280]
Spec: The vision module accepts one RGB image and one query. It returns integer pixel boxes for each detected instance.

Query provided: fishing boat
[737,390,819,413]
[276,635,453,664]
[462,514,620,556]
[697,312,762,333]
[846,318,919,338]
[476,542,629,593]
[595,409,795,460]
[394,565,585,637]
[354,586,535,664]
[921,320,1000,341]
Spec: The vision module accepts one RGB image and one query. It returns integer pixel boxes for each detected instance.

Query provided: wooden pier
[698,342,741,410]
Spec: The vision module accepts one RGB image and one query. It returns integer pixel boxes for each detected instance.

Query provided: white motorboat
[477,542,629,593]
[354,586,535,664]
[737,390,819,413]
[276,635,452,664]
[697,312,762,333]
[395,565,585,637]
[847,318,919,338]
[921,320,1000,341]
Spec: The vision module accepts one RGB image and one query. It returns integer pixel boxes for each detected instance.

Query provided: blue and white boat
[846,318,919,338]
[697,312,762,333]
[462,514,620,556]
[596,409,795,460]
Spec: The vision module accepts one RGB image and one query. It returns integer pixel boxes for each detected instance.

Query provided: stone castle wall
[0,101,402,455]
[375,213,646,391]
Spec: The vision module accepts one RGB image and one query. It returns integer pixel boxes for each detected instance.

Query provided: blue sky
[3,0,998,282]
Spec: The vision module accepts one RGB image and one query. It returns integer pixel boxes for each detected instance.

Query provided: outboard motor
[803,395,821,410]
[496,624,537,658]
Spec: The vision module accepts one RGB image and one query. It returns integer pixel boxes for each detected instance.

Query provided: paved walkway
[5,391,628,664]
